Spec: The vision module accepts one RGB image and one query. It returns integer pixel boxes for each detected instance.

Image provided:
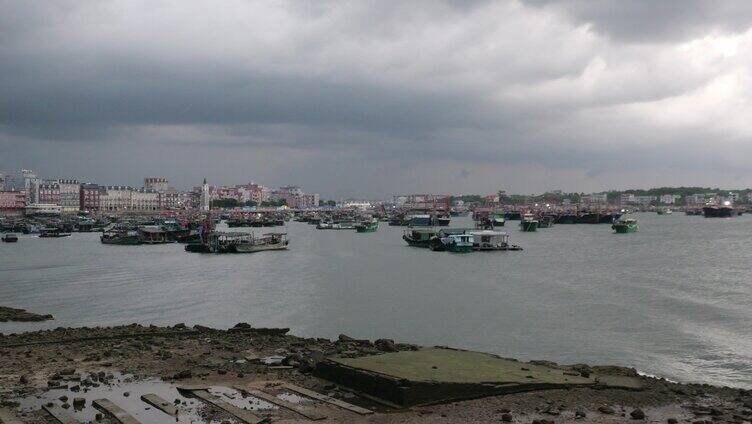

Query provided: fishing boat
[355,220,379,233]
[612,218,638,233]
[492,214,505,227]
[469,230,522,251]
[434,216,451,226]
[428,228,470,251]
[656,208,672,215]
[139,226,174,244]
[504,211,522,220]
[408,214,433,227]
[537,215,554,228]
[234,233,289,253]
[703,203,737,218]
[39,228,71,238]
[1,233,18,243]
[101,229,141,245]
[402,228,437,247]
[444,233,474,253]
[520,214,538,232]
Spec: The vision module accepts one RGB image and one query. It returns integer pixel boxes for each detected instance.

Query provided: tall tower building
[201,178,210,212]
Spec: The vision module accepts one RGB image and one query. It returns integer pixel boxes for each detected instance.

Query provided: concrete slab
[234,385,327,420]
[42,404,80,423]
[140,393,179,417]
[183,389,269,424]
[281,384,373,415]
[92,399,142,424]
[315,347,598,406]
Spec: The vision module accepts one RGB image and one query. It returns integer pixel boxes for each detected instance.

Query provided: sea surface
[2,213,751,388]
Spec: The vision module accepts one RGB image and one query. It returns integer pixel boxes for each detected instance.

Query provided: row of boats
[403,228,523,252]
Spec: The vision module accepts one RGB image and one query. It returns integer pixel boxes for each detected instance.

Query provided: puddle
[12,372,273,423]
[276,391,316,405]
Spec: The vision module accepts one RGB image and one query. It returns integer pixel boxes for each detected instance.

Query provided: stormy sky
[3,1,752,198]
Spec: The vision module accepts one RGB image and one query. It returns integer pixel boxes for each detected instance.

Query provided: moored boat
[537,215,554,228]
[101,230,141,245]
[403,228,436,247]
[469,230,522,251]
[444,233,474,253]
[39,228,71,238]
[234,233,289,253]
[703,204,737,218]
[612,218,638,233]
[1,233,19,243]
[355,220,379,233]
[520,214,538,232]
[492,214,505,227]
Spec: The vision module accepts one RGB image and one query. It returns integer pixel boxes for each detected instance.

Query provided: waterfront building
[21,169,40,205]
[659,194,678,205]
[620,193,635,204]
[686,193,709,205]
[582,193,608,204]
[144,177,169,192]
[57,179,80,212]
[0,190,26,216]
[201,178,210,211]
[79,183,103,212]
[131,188,159,211]
[634,195,657,205]
[38,181,61,205]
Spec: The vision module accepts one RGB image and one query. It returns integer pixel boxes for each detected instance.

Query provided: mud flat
[0,323,751,423]
[0,306,53,323]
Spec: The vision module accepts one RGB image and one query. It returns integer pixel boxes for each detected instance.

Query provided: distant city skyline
[4,2,752,197]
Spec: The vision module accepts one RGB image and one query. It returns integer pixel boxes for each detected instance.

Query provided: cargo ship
[703,203,737,218]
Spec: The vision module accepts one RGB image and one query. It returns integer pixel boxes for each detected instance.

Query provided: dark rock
[174,323,186,329]
[73,397,85,406]
[598,406,616,415]
[173,370,192,380]
[501,413,513,422]
[19,375,29,384]
[233,322,252,329]
[375,338,398,352]
[575,408,587,418]
[630,408,645,420]
[668,418,678,424]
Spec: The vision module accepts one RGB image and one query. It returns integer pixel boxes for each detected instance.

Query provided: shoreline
[1,323,750,423]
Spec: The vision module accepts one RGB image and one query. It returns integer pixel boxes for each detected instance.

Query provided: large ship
[703,203,737,218]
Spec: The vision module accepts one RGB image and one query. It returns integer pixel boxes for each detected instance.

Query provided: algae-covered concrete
[332,348,593,385]
[317,347,644,406]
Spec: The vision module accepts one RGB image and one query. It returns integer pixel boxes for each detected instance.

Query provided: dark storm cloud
[2,0,752,196]
[523,0,752,42]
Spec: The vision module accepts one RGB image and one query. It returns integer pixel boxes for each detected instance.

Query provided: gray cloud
[2,0,752,197]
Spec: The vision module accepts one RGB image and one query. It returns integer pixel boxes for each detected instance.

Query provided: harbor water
[1,212,751,389]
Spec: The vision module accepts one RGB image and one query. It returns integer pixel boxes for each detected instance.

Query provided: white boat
[234,233,289,253]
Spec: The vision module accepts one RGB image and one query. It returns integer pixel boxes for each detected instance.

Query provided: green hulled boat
[355,220,379,233]
[445,234,474,253]
[612,218,638,233]
[403,228,436,247]
[520,213,538,232]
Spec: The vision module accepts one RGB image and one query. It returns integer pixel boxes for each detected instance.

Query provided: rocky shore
[0,306,53,323]
[1,323,751,423]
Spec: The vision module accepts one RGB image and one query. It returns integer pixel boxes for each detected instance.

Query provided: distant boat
[612,218,638,233]
[703,204,737,218]
[434,216,451,226]
[492,214,505,227]
[403,228,436,247]
[234,233,288,253]
[656,208,672,215]
[1,233,18,243]
[101,230,141,245]
[39,228,71,238]
[444,233,474,253]
[520,213,538,232]
[537,215,554,228]
[408,215,433,227]
[355,220,379,233]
